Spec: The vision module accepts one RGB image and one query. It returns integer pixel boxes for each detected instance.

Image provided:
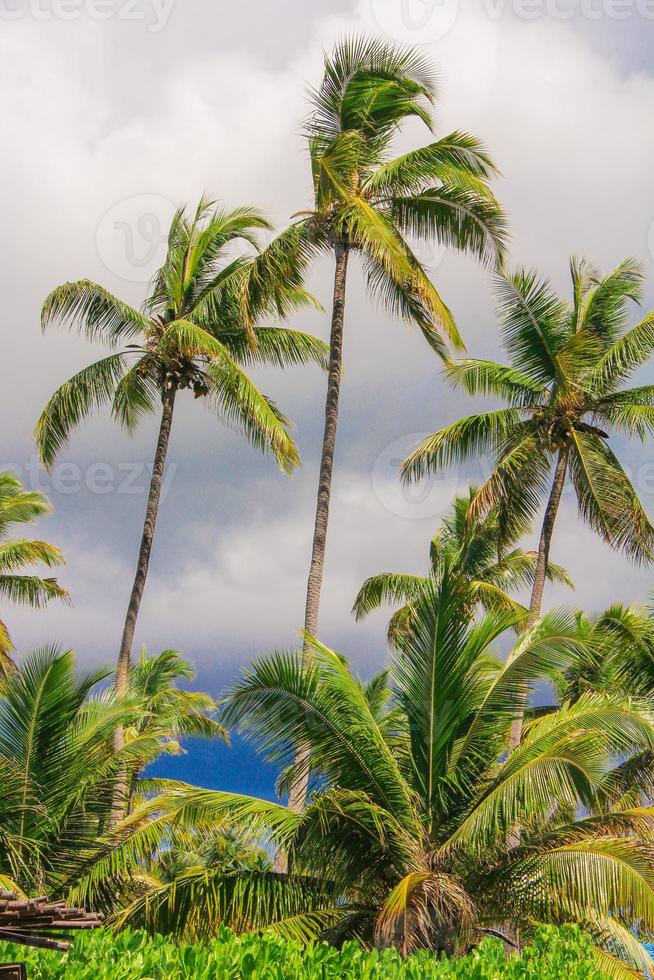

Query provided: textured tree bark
[111,383,177,823]
[275,244,349,867]
[508,448,568,747]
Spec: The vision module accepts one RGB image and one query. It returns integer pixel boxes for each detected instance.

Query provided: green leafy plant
[0,924,606,979]
[0,645,216,905]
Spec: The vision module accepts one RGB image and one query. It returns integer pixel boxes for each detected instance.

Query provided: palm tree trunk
[507,445,568,754]
[111,383,176,822]
[283,244,349,825]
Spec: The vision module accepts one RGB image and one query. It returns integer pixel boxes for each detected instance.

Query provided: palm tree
[353,486,572,645]
[124,646,228,814]
[281,35,507,810]
[403,257,654,747]
[0,644,175,898]
[552,602,654,813]
[114,575,654,977]
[0,643,240,913]
[0,472,68,674]
[150,825,271,886]
[35,198,327,709]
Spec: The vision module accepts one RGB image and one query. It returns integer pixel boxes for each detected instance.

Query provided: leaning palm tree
[0,472,68,674]
[35,198,327,707]
[281,34,507,810]
[403,257,654,746]
[353,486,572,645]
[113,575,654,977]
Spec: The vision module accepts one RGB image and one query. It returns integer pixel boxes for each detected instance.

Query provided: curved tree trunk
[282,244,349,837]
[111,383,177,823]
[507,445,569,754]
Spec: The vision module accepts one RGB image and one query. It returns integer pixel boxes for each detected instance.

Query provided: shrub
[0,925,604,978]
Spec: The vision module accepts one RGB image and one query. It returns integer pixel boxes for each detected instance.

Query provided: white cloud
[2,1,654,677]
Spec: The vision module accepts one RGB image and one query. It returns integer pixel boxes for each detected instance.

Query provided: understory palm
[35,197,327,712]
[403,257,654,746]
[113,575,654,978]
[353,487,572,645]
[0,645,194,900]
[0,472,68,673]
[282,34,507,810]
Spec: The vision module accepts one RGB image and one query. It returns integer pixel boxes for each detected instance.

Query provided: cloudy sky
[1,0,654,790]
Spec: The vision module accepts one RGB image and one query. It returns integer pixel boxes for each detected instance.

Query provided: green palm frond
[402,409,524,482]
[390,183,508,270]
[352,573,428,621]
[444,358,546,406]
[35,353,128,469]
[41,280,148,347]
[568,428,654,563]
[220,327,329,371]
[495,268,570,384]
[590,310,654,392]
[206,359,299,474]
[365,131,499,196]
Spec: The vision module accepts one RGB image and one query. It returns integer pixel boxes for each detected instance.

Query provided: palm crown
[36,197,327,474]
[353,486,572,645]
[0,472,68,672]
[403,258,654,562]
[293,36,508,352]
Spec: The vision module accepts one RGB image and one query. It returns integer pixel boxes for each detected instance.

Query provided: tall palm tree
[353,486,572,645]
[114,576,654,977]
[403,257,654,747]
[0,472,68,674]
[35,198,327,707]
[280,35,507,810]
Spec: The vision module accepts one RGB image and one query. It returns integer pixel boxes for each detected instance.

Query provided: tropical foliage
[0,644,218,902]
[103,572,654,977]
[1,28,654,980]
[0,472,68,673]
[0,924,605,979]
